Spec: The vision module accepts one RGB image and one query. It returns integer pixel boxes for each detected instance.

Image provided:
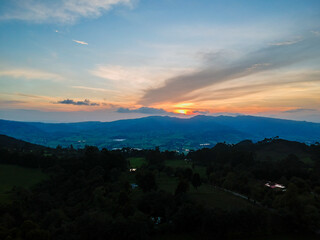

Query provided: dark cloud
[116,107,169,114]
[283,108,316,113]
[1,100,26,104]
[189,71,320,102]
[139,34,320,105]
[57,99,99,106]
[193,110,209,114]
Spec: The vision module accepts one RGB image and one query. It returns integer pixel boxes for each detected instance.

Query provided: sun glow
[174,109,192,115]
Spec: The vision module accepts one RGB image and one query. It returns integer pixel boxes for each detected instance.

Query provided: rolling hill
[0,115,320,150]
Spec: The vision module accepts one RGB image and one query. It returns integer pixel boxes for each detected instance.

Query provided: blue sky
[0,0,320,122]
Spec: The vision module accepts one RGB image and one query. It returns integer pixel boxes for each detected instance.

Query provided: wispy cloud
[271,108,320,123]
[311,31,320,36]
[57,99,99,106]
[185,70,320,103]
[91,65,194,93]
[0,69,63,81]
[0,100,26,104]
[73,40,88,45]
[269,38,302,46]
[72,86,118,93]
[116,107,169,114]
[15,93,50,99]
[139,34,320,105]
[0,0,134,24]
[283,108,316,113]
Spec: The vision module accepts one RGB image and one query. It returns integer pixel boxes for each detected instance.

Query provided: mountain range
[0,115,319,150]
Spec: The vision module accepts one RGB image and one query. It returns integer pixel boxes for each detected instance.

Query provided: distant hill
[0,115,320,150]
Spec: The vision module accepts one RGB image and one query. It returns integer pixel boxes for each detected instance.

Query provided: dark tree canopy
[192,173,201,190]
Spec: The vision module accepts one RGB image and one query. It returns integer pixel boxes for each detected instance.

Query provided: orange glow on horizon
[174,109,193,115]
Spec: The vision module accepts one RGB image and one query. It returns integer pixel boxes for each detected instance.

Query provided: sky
[0,0,320,122]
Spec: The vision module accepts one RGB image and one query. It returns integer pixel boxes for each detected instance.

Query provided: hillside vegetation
[0,135,319,239]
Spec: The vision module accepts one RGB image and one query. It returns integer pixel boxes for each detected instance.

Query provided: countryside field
[128,157,147,168]
[127,158,253,211]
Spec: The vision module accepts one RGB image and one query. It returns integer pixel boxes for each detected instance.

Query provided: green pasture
[128,157,147,168]
[156,172,252,210]
[127,157,253,211]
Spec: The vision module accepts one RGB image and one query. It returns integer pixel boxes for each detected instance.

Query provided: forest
[0,135,320,239]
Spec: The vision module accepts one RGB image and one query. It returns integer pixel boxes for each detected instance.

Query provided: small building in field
[265,181,286,191]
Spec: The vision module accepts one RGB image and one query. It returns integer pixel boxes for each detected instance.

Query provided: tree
[191,173,201,190]
[206,165,214,178]
[136,171,157,192]
[146,147,164,169]
[56,145,62,150]
[183,168,193,181]
[175,180,189,196]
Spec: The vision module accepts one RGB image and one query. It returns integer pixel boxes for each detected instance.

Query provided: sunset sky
[0,0,320,122]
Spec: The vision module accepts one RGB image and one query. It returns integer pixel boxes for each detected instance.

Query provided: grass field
[127,168,253,211]
[165,159,191,168]
[188,185,253,210]
[157,172,253,210]
[126,158,253,210]
[165,159,207,178]
[128,157,147,168]
[0,164,48,203]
